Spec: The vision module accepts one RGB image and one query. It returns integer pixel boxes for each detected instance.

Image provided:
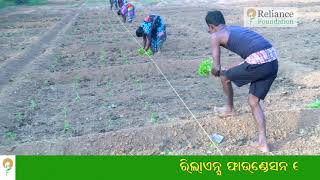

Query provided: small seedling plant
[133,79,144,96]
[30,99,38,110]
[4,131,17,143]
[98,50,107,65]
[73,75,81,103]
[15,112,25,122]
[62,106,72,133]
[150,112,159,123]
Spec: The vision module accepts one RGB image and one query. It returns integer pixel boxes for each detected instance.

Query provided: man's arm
[210,33,221,77]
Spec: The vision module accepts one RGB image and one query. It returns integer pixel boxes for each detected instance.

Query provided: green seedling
[64,121,70,133]
[30,99,38,110]
[62,106,69,117]
[133,79,141,84]
[123,58,129,64]
[5,131,16,141]
[133,79,144,95]
[73,75,81,90]
[105,80,113,89]
[150,112,159,123]
[99,50,107,65]
[75,93,81,102]
[306,100,320,109]
[74,75,81,83]
[43,80,50,86]
[198,58,213,77]
[53,53,62,64]
[144,101,150,110]
[105,91,113,98]
[98,24,104,33]
[15,112,25,122]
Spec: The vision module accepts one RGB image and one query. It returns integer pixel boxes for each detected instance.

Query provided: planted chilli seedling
[5,131,17,142]
[134,79,144,95]
[124,58,129,64]
[30,99,38,110]
[75,93,81,102]
[144,101,150,110]
[43,80,50,87]
[198,58,213,77]
[98,50,107,65]
[150,112,159,123]
[64,121,71,133]
[105,80,113,89]
[62,106,69,118]
[15,112,25,122]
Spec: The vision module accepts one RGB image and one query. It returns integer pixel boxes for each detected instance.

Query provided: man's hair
[205,10,226,26]
[136,26,144,37]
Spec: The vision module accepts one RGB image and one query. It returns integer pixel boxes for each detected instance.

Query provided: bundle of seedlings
[138,48,153,57]
[198,58,213,77]
[306,100,320,109]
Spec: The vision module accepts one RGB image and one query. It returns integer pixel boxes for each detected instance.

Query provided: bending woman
[136,15,167,54]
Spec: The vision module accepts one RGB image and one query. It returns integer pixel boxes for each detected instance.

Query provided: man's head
[136,26,144,37]
[205,10,226,33]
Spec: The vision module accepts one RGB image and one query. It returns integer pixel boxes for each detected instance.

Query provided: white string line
[108,4,224,155]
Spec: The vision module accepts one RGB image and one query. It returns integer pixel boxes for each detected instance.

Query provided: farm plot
[0,7,68,65]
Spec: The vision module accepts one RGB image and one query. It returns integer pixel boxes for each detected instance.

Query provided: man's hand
[211,65,221,77]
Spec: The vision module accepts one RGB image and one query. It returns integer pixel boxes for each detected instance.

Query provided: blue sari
[140,15,167,53]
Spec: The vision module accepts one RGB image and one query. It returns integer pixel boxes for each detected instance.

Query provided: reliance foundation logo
[244,7,297,27]
[0,156,15,180]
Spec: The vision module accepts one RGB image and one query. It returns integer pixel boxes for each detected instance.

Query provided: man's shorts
[224,60,278,100]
